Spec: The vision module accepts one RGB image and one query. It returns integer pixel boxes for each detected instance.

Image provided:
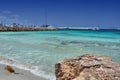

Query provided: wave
[0,55,56,80]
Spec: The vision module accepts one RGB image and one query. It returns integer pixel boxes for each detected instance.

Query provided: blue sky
[0,0,120,28]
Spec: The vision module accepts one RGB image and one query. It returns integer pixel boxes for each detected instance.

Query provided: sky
[0,0,120,29]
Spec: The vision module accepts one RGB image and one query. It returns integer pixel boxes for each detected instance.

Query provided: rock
[4,65,15,73]
[55,54,120,80]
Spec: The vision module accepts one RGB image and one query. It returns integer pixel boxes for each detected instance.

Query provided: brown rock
[55,54,120,80]
[4,65,15,73]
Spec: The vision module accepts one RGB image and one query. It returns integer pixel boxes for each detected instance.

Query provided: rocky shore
[55,54,120,80]
[0,26,57,32]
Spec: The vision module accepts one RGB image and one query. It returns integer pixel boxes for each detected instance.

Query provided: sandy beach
[0,64,48,80]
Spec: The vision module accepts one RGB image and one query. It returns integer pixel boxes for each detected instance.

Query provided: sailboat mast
[45,9,47,26]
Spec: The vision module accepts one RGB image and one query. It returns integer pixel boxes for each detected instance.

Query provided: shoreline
[0,55,55,80]
[0,63,48,80]
[0,26,57,32]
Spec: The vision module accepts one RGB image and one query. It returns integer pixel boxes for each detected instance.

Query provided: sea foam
[0,55,56,80]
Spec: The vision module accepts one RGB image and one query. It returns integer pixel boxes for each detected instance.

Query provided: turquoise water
[0,30,120,79]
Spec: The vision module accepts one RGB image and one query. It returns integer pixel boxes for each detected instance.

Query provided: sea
[0,29,120,80]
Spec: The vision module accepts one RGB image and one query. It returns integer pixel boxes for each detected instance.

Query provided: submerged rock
[4,65,15,73]
[55,54,120,80]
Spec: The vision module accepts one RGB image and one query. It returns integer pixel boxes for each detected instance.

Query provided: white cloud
[0,10,30,25]
[2,10,12,14]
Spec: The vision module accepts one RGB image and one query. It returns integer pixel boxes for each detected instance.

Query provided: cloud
[2,10,12,14]
[0,10,30,25]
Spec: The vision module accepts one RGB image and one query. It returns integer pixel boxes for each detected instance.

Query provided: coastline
[0,26,57,32]
[0,63,48,80]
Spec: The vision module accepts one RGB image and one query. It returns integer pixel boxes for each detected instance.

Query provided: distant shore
[0,26,57,32]
[0,26,120,32]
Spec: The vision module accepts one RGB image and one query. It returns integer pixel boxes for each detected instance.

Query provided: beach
[0,0,120,79]
[0,64,47,80]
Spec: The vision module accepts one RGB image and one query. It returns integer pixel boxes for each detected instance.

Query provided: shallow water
[0,30,120,79]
